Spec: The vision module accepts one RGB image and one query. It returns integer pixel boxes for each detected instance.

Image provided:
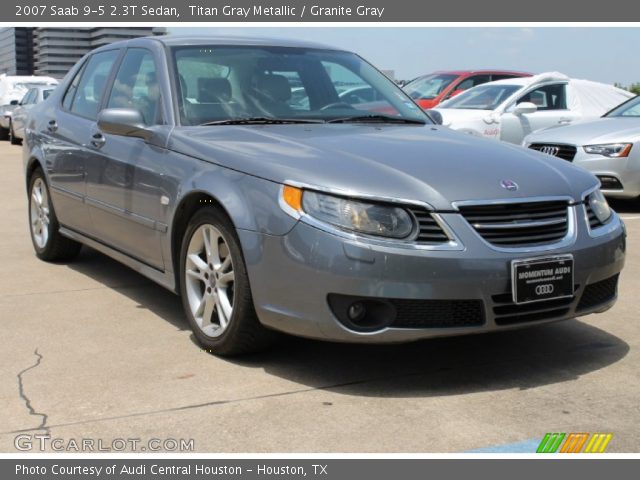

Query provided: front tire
[28,169,81,261]
[179,207,276,355]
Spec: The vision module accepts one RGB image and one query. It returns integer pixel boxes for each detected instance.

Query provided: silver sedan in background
[524,95,640,198]
[9,85,56,144]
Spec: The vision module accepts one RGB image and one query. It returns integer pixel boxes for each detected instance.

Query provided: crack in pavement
[3,340,621,436]
[16,349,50,436]
[5,366,454,435]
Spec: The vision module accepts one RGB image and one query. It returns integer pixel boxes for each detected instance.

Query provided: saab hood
[168,124,597,210]
[526,117,640,146]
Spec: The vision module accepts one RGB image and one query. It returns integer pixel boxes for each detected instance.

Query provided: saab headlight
[587,188,612,224]
[281,186,414,239]
[584,143,632,158]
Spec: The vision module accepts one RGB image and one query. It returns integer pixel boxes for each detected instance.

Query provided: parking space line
[466,438,540,453]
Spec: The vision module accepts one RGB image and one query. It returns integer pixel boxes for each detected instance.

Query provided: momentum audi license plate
[511,255,574,304]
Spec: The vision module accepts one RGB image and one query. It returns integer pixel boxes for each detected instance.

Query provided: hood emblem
[500,179,519,191]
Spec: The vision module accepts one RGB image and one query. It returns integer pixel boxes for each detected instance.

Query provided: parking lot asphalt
[1,141,639,453]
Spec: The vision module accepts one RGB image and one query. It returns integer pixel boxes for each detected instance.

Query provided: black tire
[9,122,21,145]
[0,126,8,141]
[28,168,81,262]
[179,206,276,356]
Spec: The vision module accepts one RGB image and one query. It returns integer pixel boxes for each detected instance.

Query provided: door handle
[47,120,58,132]
[90,132,106,149]
[558,118,572,125]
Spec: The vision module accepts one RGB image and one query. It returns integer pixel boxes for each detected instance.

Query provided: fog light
[348,302,366,322]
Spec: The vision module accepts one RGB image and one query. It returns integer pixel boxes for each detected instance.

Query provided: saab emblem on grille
[539,145,560,156]
[500,179,519,191]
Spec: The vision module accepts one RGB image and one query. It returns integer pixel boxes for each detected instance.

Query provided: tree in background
[615,82,640,95]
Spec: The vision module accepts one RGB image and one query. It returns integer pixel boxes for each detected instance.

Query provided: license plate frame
[511,254,574,305]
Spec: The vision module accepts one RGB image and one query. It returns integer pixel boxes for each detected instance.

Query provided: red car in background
[403,70,532,109]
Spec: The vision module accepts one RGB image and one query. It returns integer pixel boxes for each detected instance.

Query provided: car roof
[109,34,344,52]
[486,72,571,88]
[430,70,531,76]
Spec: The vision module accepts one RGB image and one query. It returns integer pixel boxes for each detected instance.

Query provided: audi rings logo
[535,284,555,295]
[539,145,560,156]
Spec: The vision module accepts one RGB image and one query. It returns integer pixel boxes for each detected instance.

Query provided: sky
[171,27,640,86]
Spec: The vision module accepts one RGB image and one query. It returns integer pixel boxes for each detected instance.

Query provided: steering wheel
[320,102,356,111]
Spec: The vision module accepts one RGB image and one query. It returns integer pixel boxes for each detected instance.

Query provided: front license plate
[511,255,574,304]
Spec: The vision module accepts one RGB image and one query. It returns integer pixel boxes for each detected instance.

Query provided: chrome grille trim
[529,143,577,161]
[453,198,578,252]
[408,208,452,244]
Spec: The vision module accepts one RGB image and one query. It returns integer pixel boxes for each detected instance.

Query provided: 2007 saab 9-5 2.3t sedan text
[23,36,625,355]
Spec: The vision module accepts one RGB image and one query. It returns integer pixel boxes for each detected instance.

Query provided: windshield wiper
[200,116,325,126]
[326,114,426,125]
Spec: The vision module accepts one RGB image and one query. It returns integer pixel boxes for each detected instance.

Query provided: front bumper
[572,149,640,199]
[238,207,625,343]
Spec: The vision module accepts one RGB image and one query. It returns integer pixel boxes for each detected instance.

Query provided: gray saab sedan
[23,36,626,355]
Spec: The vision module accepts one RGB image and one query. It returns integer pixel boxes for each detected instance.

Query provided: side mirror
[97,108,151,139]
[513,102,538,115]
[426,109,443,125]
[10,100,19,106]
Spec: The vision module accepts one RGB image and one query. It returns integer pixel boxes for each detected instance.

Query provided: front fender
[171,164,298,236]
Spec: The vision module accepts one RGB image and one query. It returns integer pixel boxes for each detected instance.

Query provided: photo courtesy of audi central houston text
[20,35,625,355]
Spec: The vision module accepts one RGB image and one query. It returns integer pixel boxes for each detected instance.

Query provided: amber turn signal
[282,185,303,212]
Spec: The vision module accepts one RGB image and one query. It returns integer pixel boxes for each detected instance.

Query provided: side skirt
[59,226,177,294]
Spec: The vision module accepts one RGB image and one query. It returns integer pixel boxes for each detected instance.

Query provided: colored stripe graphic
[538,433,613,453]
[560,433,589,453]
[537,433,565,453]
[584,433,613,453]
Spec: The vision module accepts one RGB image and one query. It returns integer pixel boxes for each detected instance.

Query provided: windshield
[439,84,521,110]
[403,74,458,100]
[171,46,429,125]
[605,95,640,117]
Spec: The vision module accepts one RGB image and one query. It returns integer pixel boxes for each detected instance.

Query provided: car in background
[431,72,634,145]
[403,70,531,109]
[8,85,57,144]
[24,36,625,356]
[524,95,640,198]
[0,74,58,140]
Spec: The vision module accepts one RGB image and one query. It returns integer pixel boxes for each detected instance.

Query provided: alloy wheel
[184,224,235,337]
[30,178,50,249]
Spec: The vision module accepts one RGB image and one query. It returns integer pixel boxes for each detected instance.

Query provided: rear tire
[179,206,276,356]
[28,168,81,262]
[0,126,8,141]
